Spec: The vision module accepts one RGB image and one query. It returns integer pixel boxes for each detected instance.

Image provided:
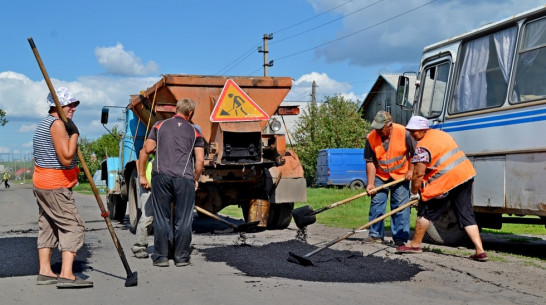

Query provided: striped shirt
[33,115,78,169]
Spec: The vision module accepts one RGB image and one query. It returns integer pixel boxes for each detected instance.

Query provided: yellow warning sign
[210,79,269,122]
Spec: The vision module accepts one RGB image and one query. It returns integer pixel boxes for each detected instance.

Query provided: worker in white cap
[397,116,487,261]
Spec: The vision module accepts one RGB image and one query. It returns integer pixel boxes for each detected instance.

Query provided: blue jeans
[368,177,410,243]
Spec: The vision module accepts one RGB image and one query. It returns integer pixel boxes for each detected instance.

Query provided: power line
[274,0,439,63]
[226,0,369,74]
[215,43,260,75]
[273,0,358,34]
[271,0,384,46]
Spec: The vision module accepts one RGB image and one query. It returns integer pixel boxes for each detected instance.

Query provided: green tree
[77,125,122,182]
[292,95,371,185]
[0,109,7,126]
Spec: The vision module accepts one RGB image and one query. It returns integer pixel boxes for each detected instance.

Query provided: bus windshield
[512,16,546,103]
[418,62,449,118]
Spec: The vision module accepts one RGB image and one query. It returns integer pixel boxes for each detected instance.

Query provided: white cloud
[95,43,159,76]
[0,71,159,153]
[287,71,362,102]
[0,71,49,120]
[309,0,545,70]
[18,123,37,133]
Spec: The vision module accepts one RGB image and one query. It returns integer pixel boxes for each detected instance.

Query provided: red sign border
[210,79,270,122]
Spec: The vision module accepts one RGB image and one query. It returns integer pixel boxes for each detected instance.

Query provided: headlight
[269,118,281,132]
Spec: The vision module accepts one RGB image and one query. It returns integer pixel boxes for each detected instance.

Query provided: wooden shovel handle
[312,178,405,215]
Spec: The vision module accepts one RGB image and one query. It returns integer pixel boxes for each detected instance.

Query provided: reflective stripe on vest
[417,129,476,201]
[367,123,409,180]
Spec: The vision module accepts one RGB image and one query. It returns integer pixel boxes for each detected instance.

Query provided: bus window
[512,17,546,103]
[418,62,449,118]
[451,26,517,113]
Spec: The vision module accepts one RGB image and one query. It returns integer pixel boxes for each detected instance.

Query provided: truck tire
[425,201,468,245]
[128,170,141,233]
[349,179,365,190]
[107,193,127,222]
[267,202,294,230]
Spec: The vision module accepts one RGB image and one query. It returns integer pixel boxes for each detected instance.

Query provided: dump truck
[100,74,307,231]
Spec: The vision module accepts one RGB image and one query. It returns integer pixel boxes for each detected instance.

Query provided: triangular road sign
[210,79,269,122]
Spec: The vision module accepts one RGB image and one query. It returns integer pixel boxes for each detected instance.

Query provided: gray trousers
[134,185,154,247]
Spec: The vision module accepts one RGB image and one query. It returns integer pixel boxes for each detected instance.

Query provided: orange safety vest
[367,123,409,181]
[417,129,476,201]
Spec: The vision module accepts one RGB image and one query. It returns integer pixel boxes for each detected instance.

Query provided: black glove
[64,118,80,136]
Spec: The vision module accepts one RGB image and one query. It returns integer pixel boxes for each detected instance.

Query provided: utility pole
[258,33,273,76]
[311,81,317,105]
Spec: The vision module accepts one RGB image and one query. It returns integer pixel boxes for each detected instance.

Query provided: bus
[396,5,546,244]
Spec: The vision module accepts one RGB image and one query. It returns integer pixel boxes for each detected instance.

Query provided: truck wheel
[349,180,365,190]
[267,202,294,230]
[107,193,127,222]
[426,201,468,245]
[128,170,141,233]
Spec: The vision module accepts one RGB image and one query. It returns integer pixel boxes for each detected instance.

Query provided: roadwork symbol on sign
[210,79,269,122]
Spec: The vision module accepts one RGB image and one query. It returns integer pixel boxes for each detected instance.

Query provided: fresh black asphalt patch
[0,236,91,278]
[201,239,423,283]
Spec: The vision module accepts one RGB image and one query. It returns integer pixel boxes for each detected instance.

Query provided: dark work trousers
[150,174,195,263]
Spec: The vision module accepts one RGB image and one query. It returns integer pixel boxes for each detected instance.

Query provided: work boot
[363,236,383,243]
[131,245,146,253]
[134,249,149,258]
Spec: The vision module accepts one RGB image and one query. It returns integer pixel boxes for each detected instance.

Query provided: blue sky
[0,0,544,157]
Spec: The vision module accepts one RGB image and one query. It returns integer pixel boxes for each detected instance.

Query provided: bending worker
[364,110,415,246]
[396,116,488,262]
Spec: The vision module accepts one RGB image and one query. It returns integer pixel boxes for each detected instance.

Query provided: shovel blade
[234,220,261,232]
[292,205,317,229]
[124,271,138,287]
[288,251,314,266]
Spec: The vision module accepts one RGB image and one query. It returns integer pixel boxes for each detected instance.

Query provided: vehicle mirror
[396,76,409,107]
[101,107,109,124]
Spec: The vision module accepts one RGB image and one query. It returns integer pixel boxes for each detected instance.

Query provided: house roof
[358,73,416,113]
[15,168,31,175]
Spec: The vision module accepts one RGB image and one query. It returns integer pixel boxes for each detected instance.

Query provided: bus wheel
[349,180,365,190]
[426,201,468,245]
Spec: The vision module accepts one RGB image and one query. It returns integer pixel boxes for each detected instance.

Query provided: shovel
[28,37,138,287]
[288,199,418,266]
[292,178,405,228]
[194,206,260,232]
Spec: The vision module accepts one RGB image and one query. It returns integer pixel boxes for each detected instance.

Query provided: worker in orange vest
[363,111,416,246]
[396,116,487,262]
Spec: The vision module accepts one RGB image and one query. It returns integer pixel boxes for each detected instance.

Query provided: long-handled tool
[292,178,405,228]
[288,199,418,266]
[28,37,138,287]
[194,205,260,232]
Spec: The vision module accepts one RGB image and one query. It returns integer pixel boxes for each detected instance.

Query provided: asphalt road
[0,183,545,305]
